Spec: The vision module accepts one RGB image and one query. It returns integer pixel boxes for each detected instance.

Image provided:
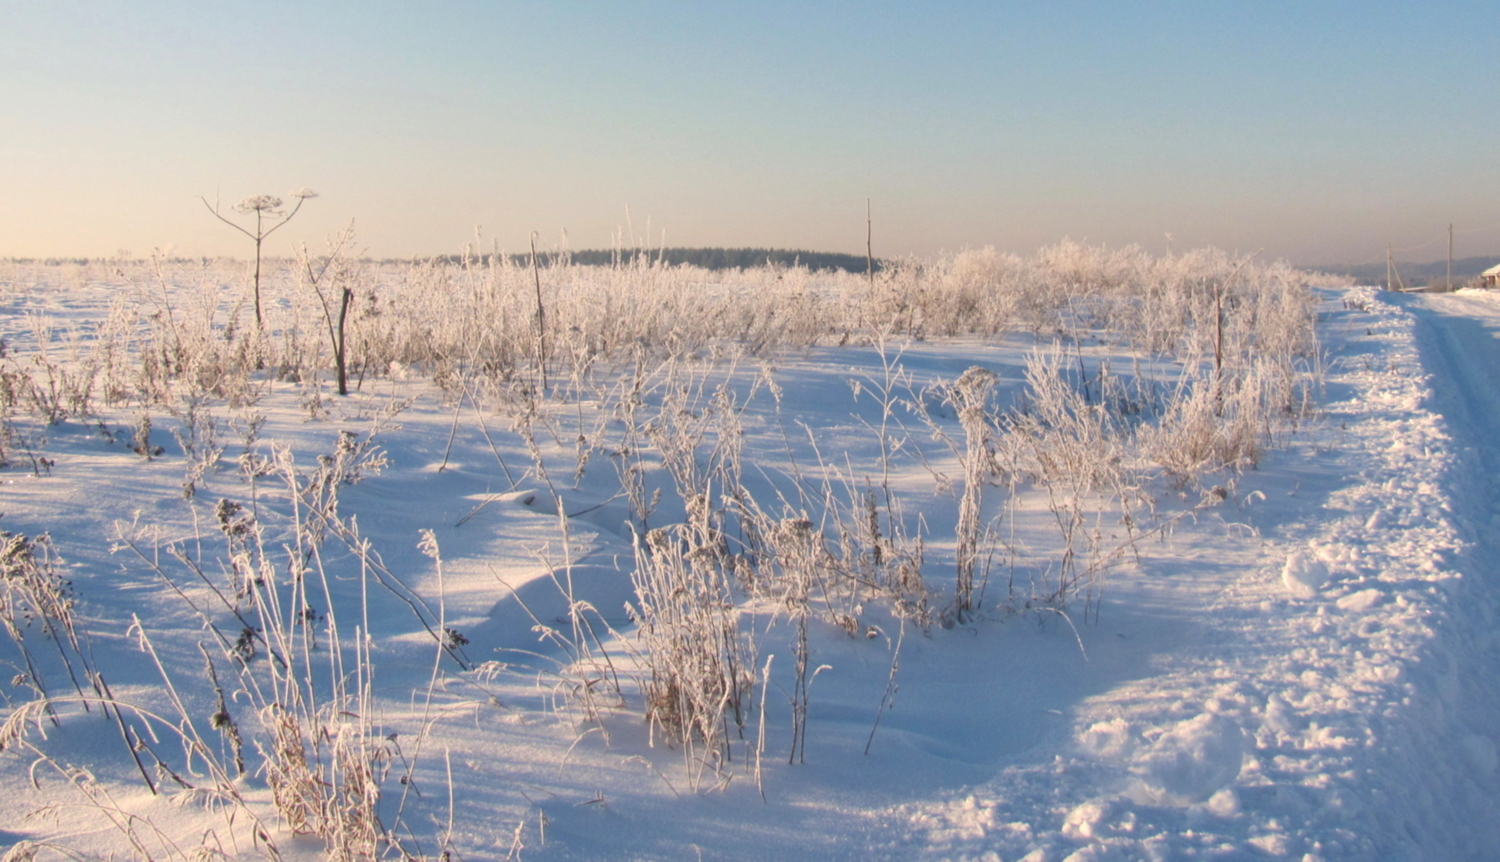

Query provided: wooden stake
[530,233,547,393]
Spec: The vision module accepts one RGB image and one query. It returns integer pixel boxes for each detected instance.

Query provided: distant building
[1484,264,1500,288]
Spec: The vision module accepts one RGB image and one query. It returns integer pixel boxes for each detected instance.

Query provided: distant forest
[1314,256,1500,287]
[486,247,885,273]
[5,247,885,273]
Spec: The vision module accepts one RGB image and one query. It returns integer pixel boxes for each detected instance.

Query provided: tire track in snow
[1405,291,1500,488]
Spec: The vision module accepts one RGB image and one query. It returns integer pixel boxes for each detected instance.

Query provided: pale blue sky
[3,1,1497,264]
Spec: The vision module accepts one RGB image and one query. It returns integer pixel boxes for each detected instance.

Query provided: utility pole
[1448,223,1454,291]
[1386,243,1393,292]
[866,198,874,289]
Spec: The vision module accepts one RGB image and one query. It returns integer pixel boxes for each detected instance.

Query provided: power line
[1382,219,1500,260]
[1454,219,1500,235]
[1390,233,1446,253]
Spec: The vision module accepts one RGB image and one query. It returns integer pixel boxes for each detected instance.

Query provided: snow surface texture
[0,274,1498,861]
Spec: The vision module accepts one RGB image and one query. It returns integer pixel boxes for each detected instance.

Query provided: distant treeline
[4,256,226,266]
[1313,255,1500,287]
[457,247,884,273]
[4,257,122,266]
[5,248,886,273]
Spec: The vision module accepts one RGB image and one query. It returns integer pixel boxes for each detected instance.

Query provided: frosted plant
[200,188,318,330]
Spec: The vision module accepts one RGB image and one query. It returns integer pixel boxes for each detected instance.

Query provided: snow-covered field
[0,253,1497,861]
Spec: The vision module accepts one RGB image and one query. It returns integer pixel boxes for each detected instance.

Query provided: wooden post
[1386,244,1393,292]
[1448,223,1454,291]
[865,198,874,289]
[530,233,547,393]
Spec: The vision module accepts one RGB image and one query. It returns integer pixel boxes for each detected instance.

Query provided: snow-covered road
[1407,291,1500,481]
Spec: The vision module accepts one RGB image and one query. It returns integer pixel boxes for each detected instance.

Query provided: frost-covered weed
[0,531,89,706]
[629,525,753,784]
[107,448,453,860]
[948,366,998,618]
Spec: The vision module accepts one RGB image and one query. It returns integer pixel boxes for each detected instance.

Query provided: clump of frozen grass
[764,516,819,764]
[108,486,421,859]
[1004,345,1131,491]
[252,628,390,862]
[18,319,98,425]
[90,420,483,859]
[130,254,270,409]
[0,531,119,720]
[0,549,282,858]
[170,396,224,499]
[1143,368,1262,480]
[0,704,267,861]
[947,366,997,620]
[628,524,753,786]
[290,408,401,548]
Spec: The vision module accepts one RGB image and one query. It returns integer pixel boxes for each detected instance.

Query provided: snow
[2,264,1499,860]
[1128,712,1247,805]
[1281,550,1330,597]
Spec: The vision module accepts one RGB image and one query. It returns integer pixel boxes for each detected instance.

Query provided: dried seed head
[235,194,283,214]
[418,529,441,560]
[779,518,813,535]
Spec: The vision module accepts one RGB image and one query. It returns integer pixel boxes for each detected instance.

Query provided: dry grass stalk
[947,366,997,619]
[629,525,753,786]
